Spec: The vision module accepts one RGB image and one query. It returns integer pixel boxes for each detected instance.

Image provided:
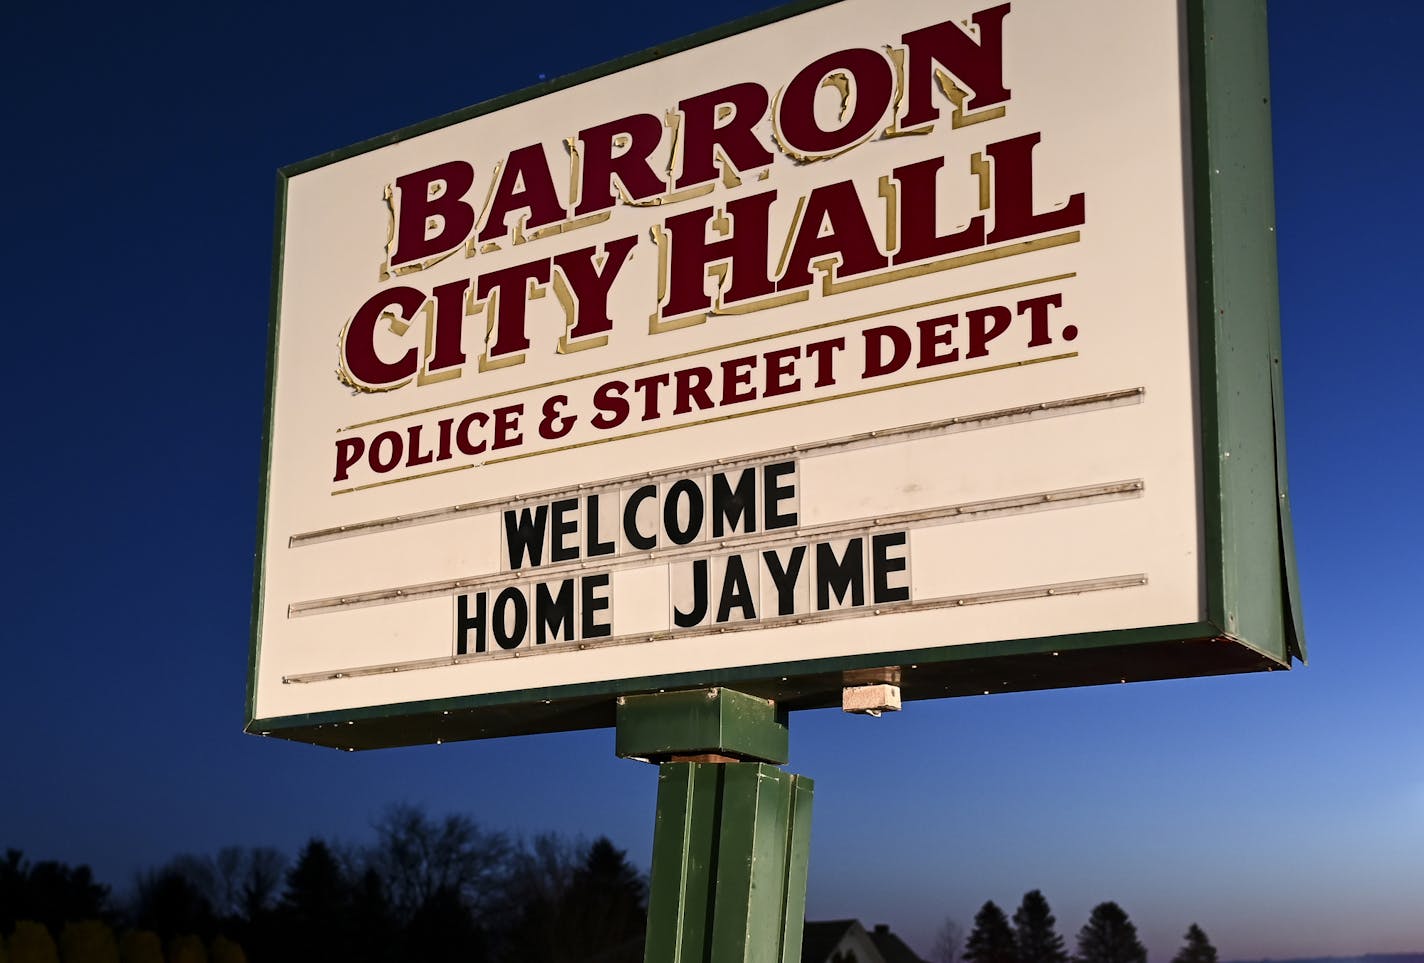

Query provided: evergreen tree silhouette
[1014,890,1068,963]
[964,901,1016,963]
[1,851,109,935]
[1170,925,1217,963]
[131,868,213,941]
[1075,902,1147,963]
[280,840,345,922]
[346,867,397,963]
[499,834,646,962]
[276,839,349,963]
[404,885,486,963]
[564,837,647,962]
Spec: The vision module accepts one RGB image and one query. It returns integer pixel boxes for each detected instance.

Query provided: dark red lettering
[1019,293,1063,347]
[892,157,986,265]
[478,259,552,360]
[457,412,489,455]
[916,315,959,367]
[720,355,758,406]
[392,161,477,266]
[406,424,435,467]
[341,287,425,388]
[436,418,455,460]
[661,191,778,319]
[778,180,888,291]
[427,278,471,374]
[592,380,630,430]
[493,405,523,450]
[805,338,845,388]
[334,438,364,482]
[478,144,567,242]
[863,326,912,377]
[764,346,801,398]
[370,431,403,473]
[899,6,1012,130]
[575,113,667,215]
[986,133,1086,243]
[778,48,894,156]
[676,83,774,188]
[554,236,638,344]
[632,373,670,422]
[674,366,715,415]
[966,306,1012,358]
[539,395,575,441]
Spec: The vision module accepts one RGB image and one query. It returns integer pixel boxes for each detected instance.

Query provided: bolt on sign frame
[248,0,1302,752]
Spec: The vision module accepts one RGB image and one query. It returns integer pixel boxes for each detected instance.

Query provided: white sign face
[253,0,1207,729]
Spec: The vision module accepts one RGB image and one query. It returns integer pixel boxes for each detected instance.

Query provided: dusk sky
[5,2,1421,961]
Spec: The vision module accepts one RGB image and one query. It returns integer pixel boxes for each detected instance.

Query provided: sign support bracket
[617,688,813,962]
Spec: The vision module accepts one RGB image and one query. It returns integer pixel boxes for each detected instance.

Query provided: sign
[249,0,1303,749]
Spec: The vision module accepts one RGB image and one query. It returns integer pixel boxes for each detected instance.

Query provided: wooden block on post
[842,684,902,716]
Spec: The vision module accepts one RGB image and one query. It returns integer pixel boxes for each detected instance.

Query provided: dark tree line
[3,803,646,963]
[942,889,1218,963]
[8,817,1228,963]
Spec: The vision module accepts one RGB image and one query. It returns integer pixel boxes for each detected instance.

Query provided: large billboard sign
[249,0,1303,749]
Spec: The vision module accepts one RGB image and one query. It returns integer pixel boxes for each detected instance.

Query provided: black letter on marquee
[504,505,549,569]
[716,554,757,623]
[665,478,705,546]
[871,531,910,603]
[456,592,487,655]
[586,494,616,557]
[712,468,757,537]
[624,485,658,551]
[674,559,709,628]
[581,573,613,639]
[763,461,799,530]
[492,587,528,651]
[550,498,580,563]
[535,580,576,644]
[762,546,807,616]
[816,539,865,609]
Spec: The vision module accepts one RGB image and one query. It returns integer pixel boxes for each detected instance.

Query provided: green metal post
[618,689,814,963]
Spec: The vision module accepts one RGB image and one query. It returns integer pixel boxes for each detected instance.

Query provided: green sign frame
[248,0,1303,750]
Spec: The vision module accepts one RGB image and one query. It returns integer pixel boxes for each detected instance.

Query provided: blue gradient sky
[5,2,1420,960]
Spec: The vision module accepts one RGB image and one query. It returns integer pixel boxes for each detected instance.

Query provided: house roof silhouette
[802,919,927,963]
